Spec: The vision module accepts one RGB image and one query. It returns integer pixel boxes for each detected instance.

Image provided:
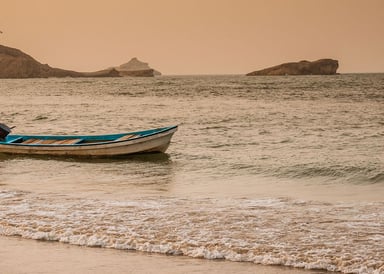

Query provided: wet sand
[0,236,323,274]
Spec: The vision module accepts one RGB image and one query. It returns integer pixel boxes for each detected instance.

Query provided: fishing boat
[0,124,178,157]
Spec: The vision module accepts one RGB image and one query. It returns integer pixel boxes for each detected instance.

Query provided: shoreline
[0,236,324,274]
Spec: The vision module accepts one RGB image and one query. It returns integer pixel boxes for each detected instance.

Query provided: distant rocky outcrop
[246,59,339,76]
[0,44,82,78]
[0,45,158,78]
[115,57,161,76]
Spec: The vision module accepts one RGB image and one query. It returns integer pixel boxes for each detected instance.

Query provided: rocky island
[115,57,161,76]
[0,44,159,78]
[246,59,339,76]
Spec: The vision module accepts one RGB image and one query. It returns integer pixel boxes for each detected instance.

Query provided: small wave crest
[370,172,384,184]
[273,164,384,185]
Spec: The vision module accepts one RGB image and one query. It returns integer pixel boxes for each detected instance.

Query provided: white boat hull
[0,127,177,157]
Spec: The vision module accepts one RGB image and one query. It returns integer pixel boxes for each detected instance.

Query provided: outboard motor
[0,123,12,141]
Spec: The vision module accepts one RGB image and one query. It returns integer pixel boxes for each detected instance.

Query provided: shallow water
[0,74,383,273]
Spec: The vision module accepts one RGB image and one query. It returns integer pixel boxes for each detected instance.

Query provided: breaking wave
[0,190,383,273]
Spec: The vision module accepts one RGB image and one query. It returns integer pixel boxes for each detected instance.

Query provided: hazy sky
[1,0,383,74]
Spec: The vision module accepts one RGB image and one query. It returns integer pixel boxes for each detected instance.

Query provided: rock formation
[0,45,158,78]
[115,57,161,76]
[246,59,339,76]
[0,44,82,78]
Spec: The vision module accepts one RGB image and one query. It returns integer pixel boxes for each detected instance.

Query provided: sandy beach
[0,236,324,274]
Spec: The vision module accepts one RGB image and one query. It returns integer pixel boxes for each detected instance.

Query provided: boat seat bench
[115,134,138,141]
[52,139,83,145]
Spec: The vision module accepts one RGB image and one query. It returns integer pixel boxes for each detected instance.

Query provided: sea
[0,74,383,273]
